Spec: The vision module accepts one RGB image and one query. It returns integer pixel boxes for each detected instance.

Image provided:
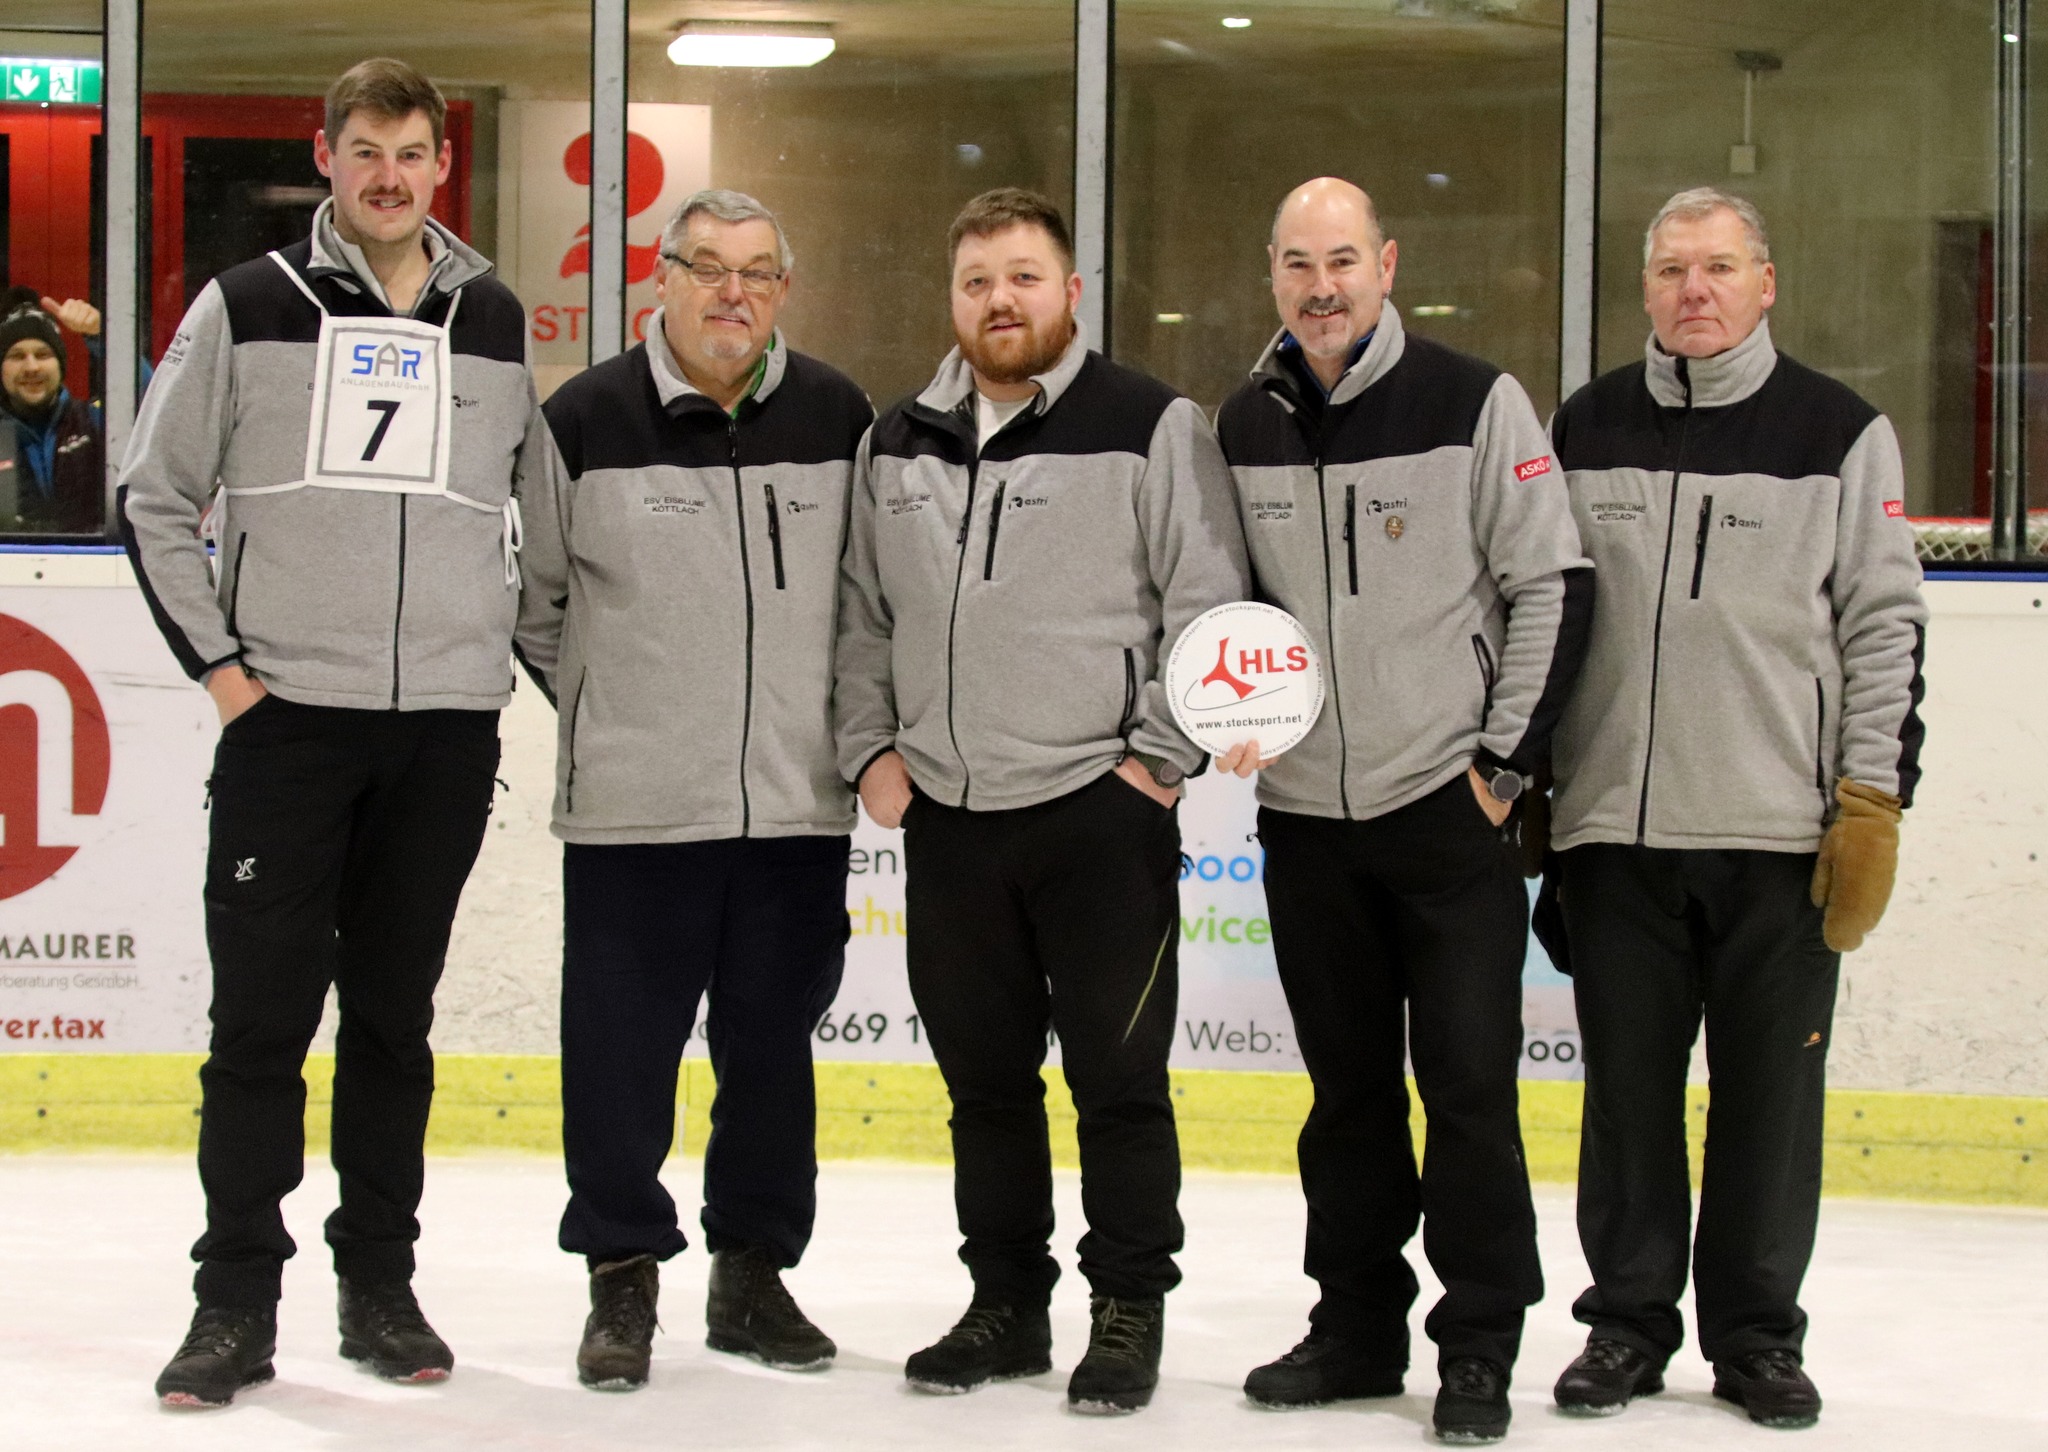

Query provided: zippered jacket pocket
[763,484,787,590]
[1814,677,1828,795]
[225,532,249,637]
[1689,493,1714,599]
[1343,484,1359,595]
[564,674,587,812]
[1471,633,1497,719]
[983,485,1008,580]
[1120,647,1138,732]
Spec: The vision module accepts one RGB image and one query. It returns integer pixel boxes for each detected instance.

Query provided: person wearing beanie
[0,292,103,535]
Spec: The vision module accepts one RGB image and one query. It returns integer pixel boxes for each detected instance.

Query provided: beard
[1294,294,1356,355]
[958,307,1074,385]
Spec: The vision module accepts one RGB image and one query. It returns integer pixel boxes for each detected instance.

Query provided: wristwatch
[1481,765,1526,805]
[1129,751,1186,788]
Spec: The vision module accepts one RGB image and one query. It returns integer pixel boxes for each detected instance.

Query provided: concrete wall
[431,580,2048,1099]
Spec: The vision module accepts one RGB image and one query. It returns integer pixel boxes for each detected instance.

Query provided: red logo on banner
[559,131,669,285]
[0,613,110,901]
[1883,499,1906,517]
[1514,456,1553,482]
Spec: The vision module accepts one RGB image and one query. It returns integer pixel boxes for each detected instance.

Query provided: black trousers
[193,698,499,1309]
[1259,778,1543,1373]
[903,771,1184,1304]
[558,836,849,1270]
[1558,844,1839,1365]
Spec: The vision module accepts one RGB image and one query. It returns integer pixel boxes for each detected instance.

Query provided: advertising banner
[0,571,1579,1075]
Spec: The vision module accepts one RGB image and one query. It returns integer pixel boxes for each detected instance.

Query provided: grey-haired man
[517,190,873,1391]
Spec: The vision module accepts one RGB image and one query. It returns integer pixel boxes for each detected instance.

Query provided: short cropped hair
[326,58,448,151]
[662,188,794,273]
[1644,187,1771,265]
[947,188,1075,272]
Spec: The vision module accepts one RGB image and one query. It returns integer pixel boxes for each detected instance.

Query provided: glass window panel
[141,1,591,395]
[1599,1,1997,520]
[628,1,1074,407]
[1114,0,1565,414]
[0,0,108,538]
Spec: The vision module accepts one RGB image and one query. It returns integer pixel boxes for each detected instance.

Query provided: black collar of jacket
[1247,306,1408,423]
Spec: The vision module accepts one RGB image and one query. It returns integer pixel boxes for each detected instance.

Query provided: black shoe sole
[705,1329,834,1373]
[1068,1383,1156,1415]
[1713,1379,1820,1429]
[1556,1372,1665,1417]
[339,1340,453,1383]
[907,1356,1053,1396]
[157,1362,275,1409]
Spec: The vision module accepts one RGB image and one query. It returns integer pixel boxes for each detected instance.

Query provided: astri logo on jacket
[1720,513,1764,531]
[0,613,110,902]
[1513,455,1554,482]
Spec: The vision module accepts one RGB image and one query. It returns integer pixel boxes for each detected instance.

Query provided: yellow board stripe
[0,1055,2041,1207]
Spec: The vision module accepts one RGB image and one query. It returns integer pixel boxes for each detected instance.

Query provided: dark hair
[947,188,1074,272]
[325,58,448,151]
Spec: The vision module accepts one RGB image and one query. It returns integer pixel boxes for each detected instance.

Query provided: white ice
[2,1155,2043,1449]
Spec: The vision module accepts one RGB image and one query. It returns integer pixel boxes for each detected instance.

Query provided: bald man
[1213,178,1593,1445]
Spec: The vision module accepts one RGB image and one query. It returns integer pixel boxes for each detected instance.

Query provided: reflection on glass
[1599,1,1995,518]
[141,1,591,394]
[1114,0,1564,414]
[629,0,1074,408]
[0,4,108,536]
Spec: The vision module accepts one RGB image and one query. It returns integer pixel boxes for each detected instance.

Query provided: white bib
[304,312,453,494]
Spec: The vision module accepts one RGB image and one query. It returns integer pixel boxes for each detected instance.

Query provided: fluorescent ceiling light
[1221,16,1252,28]
[668,21,835,68]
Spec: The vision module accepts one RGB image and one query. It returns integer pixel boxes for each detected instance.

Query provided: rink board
[0,1053,2042,1208]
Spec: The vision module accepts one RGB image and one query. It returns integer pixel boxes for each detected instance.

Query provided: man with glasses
[517,189,872,1392]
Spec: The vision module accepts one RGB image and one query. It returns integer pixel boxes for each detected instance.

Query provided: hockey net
[1910,511,2048,564]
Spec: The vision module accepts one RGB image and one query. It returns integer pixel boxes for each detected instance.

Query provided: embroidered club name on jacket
[118,218,546,710]
[835,331,1252,812]
[1216,310,1594,823]
[518,336,873,844]
[1548,320,1928,853]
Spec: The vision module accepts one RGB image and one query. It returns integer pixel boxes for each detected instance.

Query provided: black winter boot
[1066,1295,1164,1415]
[337,1277,454,1382]
[578,1254,660,1390]
[1244,1327,1405,1408]
[705,1245,835,1371]
[904,1299,1054,1394]
[1433,1356,1512,1444]
[155,1305,278,1408]
[1713,1349,1822,1428]
[1553,1336,1665,1416]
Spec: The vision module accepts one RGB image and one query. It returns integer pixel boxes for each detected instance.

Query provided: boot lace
[733,1249,805,1326]
[588,1260,660,1343]
[349,1282,433,1340]
[1086,1298,1158,1364]
[941,1304,1017,1348]
[1579,1338,1642,1371]
[1274,1330,1334,1365]
[173,1308,263,1361]
[1742,1348,1807,1383]
[1443,1357,1505,1398]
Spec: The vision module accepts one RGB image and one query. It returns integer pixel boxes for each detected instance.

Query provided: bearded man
[834,187,1250,1415]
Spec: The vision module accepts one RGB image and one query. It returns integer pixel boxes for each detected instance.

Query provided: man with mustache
[1213,177,1593,1444]
[120,58,553,1406]
[1543,189,1926,1430]
[835,187,1249,1414]
[516,190,871,1391]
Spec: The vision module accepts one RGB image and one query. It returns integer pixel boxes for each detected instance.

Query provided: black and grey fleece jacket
[1215,309,1595,822]
[834,327,1252,810]
[1548,319,1928,852]
[118,201,551,710]
[516,327,873,843]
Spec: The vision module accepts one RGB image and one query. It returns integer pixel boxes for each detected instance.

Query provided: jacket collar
[305,198,491,313]
[1644,316,1777,409]
[645,318,788,412]
[913,320,1091,429]
[1250,304,1407,411]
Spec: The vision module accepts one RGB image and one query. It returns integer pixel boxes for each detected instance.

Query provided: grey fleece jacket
[834,326,1252,810]
[1215,310,1596,821]
[516,326,874,843]
[1548,320,1929,851]
[118,201,551,709]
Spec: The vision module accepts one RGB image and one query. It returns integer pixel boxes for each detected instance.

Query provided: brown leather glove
[1809,778,1903,952]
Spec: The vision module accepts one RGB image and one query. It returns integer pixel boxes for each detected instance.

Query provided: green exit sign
[2,58,103,106]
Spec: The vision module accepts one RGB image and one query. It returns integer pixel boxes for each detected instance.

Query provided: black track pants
[557,836,849,1270]
[1558,843,1839,1365]
[1258,778,1543,1373]
[903,771,1185,1304]
[192,698,499,1309]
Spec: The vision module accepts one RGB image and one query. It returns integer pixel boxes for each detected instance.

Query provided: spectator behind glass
[0,286,106,535]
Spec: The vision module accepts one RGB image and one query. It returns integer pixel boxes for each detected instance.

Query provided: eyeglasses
[662,252,785,294]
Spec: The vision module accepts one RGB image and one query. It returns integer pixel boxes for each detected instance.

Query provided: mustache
[1299,294,1350,317]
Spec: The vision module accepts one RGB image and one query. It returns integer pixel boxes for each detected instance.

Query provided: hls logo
[1184,637,1311,712]
[0,614,110,901]
[350,342,424,380]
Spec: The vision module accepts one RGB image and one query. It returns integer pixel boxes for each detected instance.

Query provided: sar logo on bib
[1165,602,1324,758]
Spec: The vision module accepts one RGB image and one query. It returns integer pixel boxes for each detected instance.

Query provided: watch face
[1489,770,1523,803]
[1156,761,1186,787]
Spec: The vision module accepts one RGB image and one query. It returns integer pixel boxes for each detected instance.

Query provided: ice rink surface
[2,1155,2043,1451]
